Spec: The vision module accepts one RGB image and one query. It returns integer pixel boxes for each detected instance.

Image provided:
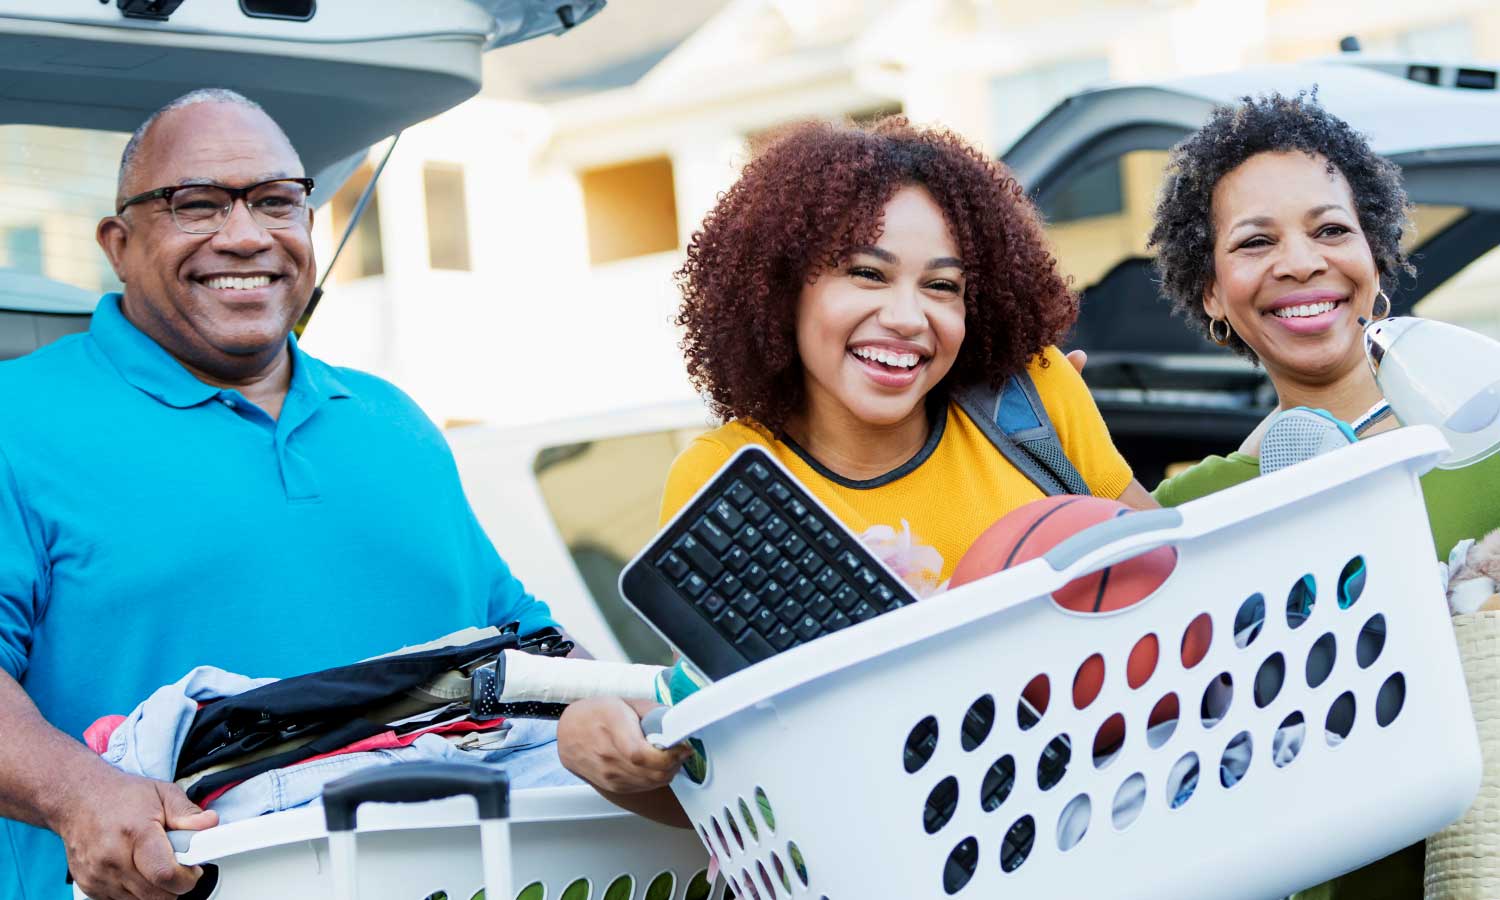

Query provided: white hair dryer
[1363,316,1500,469]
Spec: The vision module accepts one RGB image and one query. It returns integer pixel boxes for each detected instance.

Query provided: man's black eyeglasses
[116,177,315,235]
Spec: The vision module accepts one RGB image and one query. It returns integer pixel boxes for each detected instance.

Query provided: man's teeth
[1271,300,1337,319]
[203,275,272,290]
[852,346,920,369]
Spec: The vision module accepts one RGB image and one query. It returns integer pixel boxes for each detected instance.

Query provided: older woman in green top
[1147,92,1500,900]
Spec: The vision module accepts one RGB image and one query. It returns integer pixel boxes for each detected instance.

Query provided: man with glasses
[0,90,565,900]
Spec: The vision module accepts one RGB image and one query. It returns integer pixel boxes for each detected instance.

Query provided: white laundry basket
[75,775,723,900]
[648,426,1482,900]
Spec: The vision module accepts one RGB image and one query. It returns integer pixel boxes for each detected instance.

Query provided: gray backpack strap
[955,372,1092,496]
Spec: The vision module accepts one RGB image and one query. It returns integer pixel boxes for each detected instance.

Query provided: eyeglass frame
[115,177,316,233]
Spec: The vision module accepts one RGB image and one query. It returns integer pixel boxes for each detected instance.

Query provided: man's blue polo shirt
[0,294,557,899]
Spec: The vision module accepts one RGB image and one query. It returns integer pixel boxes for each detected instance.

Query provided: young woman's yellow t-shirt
[660,346,1132,593]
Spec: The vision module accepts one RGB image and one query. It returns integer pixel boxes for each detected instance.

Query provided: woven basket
[1426,609,1500,899]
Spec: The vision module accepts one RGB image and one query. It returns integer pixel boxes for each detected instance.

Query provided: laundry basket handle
[1043,508,1184,574]
[322,762,511,832]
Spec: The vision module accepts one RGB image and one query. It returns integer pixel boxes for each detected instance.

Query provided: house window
[423,162,472,271]
[328,160,384,282]
[580,156,679,265]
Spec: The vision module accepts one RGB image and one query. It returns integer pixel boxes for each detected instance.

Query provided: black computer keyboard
[620,446,919,680]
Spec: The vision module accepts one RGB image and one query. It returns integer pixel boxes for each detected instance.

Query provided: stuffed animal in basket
[1448,526,1500,614]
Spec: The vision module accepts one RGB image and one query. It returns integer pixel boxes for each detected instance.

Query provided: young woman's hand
[558,696,692,794]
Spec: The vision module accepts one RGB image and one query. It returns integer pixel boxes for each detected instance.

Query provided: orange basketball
[951,496,1178,709]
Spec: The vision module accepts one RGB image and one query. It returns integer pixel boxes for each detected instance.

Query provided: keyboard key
[761,580,786,605]
[854,567,880,589]
[713,573,744,598]
[699,592,726,616]
[794,614,822,641]
[748,461,772,482]
[763,515,789,541]
[711,499,745,532]
[680,573,709,598]
[771,559,798,585]
[836,550,861,572]
[734,524,763,547]
[873,584,897,607]
[797,549,822,574]
[735,628,775,661]
[807,592,834,618]
[658,551,689,581]
[724,546,750,573]
[850,600,877,622]
[823,609,852,631]
[674,534,723,579]
[779,533,807,558]
[751,607,778,635]
[743,563,769,589]
[767,623,796,650]
[752,543,780,567]
[715,607,748,638]
[745,498,772,523]
[693,517,733,553]
[813,566,841,593]
[800,515,824,536]
[787,498,808,519]
[831,584,860,611]
[816,530,841,553]
[732,590,759,614]
[768,482,792,503]
[790,576,816,601]
[727,479,754,507]
[774,598,804,625]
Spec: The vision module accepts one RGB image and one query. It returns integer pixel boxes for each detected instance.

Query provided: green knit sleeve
[1151,454,1261,507]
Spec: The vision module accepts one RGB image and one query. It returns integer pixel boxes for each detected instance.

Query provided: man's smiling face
[100,101,315,379]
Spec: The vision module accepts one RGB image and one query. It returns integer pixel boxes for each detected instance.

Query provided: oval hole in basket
[943,836,979,895]
[1234,593,1266,648]
[738,797,759,842]
[724,806,744,849]
[180,865,217,900]
[1057,793,1091,851]
[1128,633,1159,689]
[740,867,760,900]
[1357,614,1387,669]
[1286,574,1317,630]
[1273,711,1307,767]
[517,883,546,900]
[925,776,960,834]
[1001,815,1037,873]
[1338,555,1367,609]
[1111,773,1147,830]
[1093,714,1126,769]
[1326,691,1357,746]
[757,862,776,900]
[603,875,634,900]
[711,816,732,857]
[1220,731,1253,788]
[962,694,996,751]
[904,716,939,774]
[1377,673,1407,727]
[1019,674,1049,730]
[1147,693,1180,748]
[1181,613,1213,669]
[1073,653,1105,710]
[683,737,709,785]
[755,787,777,832]
[788,841,809,886]
[771,852,791,894]
[1254,652,1286,708]
[685,870,713,900]
[1038,734,1072,791]
[560,879,592,900]
[1200,673,1234,727]
[981,754,1017,812]
[645,871,676,900]
[1306,633,1337,689]
[1166,752,1200,809]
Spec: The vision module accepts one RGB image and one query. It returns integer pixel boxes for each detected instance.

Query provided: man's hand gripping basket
[649,426,1481,900]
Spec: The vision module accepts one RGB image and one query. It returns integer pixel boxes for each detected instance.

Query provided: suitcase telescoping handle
[322,762,513,900]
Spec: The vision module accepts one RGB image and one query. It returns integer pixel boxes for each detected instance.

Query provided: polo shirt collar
[90,293,352,407]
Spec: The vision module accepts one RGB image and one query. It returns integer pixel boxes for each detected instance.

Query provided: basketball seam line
[1003,497,1083,569]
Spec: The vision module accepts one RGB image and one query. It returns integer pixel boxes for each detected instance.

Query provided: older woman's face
[1204,150,1380,387]
[795,185,967,429]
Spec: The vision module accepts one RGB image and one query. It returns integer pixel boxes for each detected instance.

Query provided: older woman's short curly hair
[675,116,1077,433]
[1148,91,1414,359]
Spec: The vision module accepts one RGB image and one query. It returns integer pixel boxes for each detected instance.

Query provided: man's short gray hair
[116,88,294,206]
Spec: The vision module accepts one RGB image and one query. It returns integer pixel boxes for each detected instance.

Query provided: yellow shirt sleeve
[1030,345,1133,499]
[659,436,734,526]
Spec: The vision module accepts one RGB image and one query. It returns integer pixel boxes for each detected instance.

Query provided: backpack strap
[955,372,1092,496]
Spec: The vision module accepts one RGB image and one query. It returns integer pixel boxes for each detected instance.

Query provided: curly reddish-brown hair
[676,116,1077,434]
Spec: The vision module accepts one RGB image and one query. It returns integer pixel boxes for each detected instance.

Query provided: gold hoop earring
[1209,317,1232,346]
[1374,290,1391,320]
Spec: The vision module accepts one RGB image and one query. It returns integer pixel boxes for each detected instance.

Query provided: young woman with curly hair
[1147,92,1500,900]
[557,117,1153,824]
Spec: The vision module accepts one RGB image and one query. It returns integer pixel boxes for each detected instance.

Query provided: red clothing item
[84,715,127,754]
